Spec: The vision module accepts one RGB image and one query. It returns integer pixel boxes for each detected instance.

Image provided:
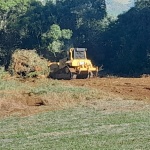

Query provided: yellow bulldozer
[49,48,98,79]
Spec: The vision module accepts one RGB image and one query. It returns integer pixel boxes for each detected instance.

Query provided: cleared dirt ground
[63,77,150,102]
[0,77,150,118]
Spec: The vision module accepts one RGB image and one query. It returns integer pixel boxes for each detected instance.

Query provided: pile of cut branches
[9,49,49,78]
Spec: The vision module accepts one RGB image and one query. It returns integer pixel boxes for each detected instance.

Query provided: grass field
[0,106,150,150]
[0,71,150,149]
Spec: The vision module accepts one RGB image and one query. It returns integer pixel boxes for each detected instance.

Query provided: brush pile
[9,49,49,78]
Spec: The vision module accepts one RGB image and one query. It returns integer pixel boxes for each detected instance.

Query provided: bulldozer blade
[76,71,88,79]
[49,66,72,80]
[89,71,98,78]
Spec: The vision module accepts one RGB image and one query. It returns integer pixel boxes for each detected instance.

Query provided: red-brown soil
[63,77,150,102]
[0,77,150,118]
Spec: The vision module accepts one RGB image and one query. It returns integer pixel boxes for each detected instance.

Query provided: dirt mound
[9,49,49,78]
[0,91,78,118]
[0,98,27,117]
[0,99,27,112]
[0,92,46,118]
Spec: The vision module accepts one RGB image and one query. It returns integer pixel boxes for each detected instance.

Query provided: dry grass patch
[0,78,110,117]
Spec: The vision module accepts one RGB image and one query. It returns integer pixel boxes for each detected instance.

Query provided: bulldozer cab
[69,48,87,60]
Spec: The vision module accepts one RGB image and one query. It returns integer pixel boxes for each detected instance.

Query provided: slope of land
[0,76,150,118]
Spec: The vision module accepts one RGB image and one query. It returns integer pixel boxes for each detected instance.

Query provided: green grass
[0,78,88,93]
[0,67,7,79]
[0,77,150,149]
[29,80,89,95]
[0,79,29,91]
[0,107,150,150]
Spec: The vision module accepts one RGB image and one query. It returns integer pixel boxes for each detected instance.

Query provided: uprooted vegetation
[9,49,49,78]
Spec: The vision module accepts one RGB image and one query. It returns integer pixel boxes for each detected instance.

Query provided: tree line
[0,0,150,76]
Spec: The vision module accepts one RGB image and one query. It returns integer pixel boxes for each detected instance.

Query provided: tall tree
[0,0,107,68]
[135,0,150,9]
[0,0,32,31]
[98,4,150,75]
[0,0,33,67]
[55,0,107,60]
[42,24,72,58]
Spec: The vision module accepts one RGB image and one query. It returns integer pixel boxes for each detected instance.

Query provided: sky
[106,0,134,17]
[114,0,133,5]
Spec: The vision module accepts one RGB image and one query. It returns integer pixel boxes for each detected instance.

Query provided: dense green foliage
[97,1,150,75]
[0,0,150,75]
[0,0,106,65]
[135,0,150,9]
